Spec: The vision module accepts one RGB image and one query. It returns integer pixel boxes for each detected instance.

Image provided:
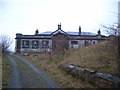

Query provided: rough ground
[6,55,60,88]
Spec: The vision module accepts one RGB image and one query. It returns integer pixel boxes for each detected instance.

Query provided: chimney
[58,23,61,30]
[78,26,81,35]
[35,29,39,34]
[98,29,101,35]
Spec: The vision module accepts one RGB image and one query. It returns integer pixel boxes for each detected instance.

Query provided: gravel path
[6,55,60,88]
[6,56,21,88]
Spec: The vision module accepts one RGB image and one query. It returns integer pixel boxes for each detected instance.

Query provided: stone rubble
[65,65,120,88]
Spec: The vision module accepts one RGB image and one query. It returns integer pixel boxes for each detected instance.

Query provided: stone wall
[59,65,120,88]
[20,39,52,53]
[69,40,98,49]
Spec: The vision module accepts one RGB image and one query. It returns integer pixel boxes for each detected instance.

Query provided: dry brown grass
[24,38,119,88]
[2,56,11,88]
[62,39,119,76]
[24,53,97,88]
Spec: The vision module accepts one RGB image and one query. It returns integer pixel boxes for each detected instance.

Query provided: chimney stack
[78,26,81,35]
[97,29,101,35]
[58,23,61,30]
[35,29,39,34]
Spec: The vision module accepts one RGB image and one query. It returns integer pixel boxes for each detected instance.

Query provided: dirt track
[6,55,60,88]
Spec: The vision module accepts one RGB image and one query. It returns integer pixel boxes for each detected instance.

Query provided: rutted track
[7,56,21,88]
[6,55,60,88]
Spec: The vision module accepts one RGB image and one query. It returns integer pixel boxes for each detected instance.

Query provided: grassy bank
[62,39,119,76]
[2,56,11,88]
[23,38,119,88]
[24,54,95,88]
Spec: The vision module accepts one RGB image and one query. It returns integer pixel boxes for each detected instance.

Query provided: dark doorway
[85,40,89,46]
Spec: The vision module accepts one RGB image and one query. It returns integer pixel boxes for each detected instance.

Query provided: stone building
[15,24,107,53]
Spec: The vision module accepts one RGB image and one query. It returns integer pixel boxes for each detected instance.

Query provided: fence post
[118,36,120,73]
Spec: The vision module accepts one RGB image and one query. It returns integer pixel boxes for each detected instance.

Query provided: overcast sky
[0,0,119,51]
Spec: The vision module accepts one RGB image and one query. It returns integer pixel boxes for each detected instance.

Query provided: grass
[12,55,33,72]
[23,38,119,88]
[11,55,42,78]
[23,54,97,88]
[61,39,119,76]
[2,56,11,88]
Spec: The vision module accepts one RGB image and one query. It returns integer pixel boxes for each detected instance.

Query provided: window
[22,40,29,48]
[32,41,39,48]
[42,41,49,48]
[85,40,89,46]
[71,41,78,44]
[93,41,95,44]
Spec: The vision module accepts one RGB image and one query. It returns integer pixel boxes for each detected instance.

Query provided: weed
[23,39,119,88]
[2,56,11,88]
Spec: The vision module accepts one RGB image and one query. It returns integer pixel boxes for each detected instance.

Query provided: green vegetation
[2,56,11,88]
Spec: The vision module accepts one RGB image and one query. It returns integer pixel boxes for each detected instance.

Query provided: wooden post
[118,36,120,73]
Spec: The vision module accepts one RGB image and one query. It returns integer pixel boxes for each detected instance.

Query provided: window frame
[32,40,39,49]
[42,40,49,48]
[71,41,78,44]
[22,40,29,48]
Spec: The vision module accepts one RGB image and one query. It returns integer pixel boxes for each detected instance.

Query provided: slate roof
[40,31,97,35]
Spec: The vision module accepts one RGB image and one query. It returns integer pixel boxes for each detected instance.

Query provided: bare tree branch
[0,35,13,54]
[101,23,119,36]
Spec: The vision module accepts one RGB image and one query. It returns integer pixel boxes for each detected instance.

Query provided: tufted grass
[2,56,11,88]
[62,39,119,76]
[23,37,119,88]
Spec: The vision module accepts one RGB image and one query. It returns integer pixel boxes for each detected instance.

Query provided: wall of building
[16,38,105,53]
[15,31,107,53]
[20,39,52,53]
[69,40,99,49]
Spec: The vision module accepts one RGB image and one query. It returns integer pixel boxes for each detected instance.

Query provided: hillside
[61,38,119,76]
[23,37,119,88]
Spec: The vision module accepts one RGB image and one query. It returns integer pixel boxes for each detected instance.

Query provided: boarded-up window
[32,41,39,49]
[42,41,49,48]
[71,41,78,44]
[22,40,29,48]
[93,41,95,44]
[71,41,78,48]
